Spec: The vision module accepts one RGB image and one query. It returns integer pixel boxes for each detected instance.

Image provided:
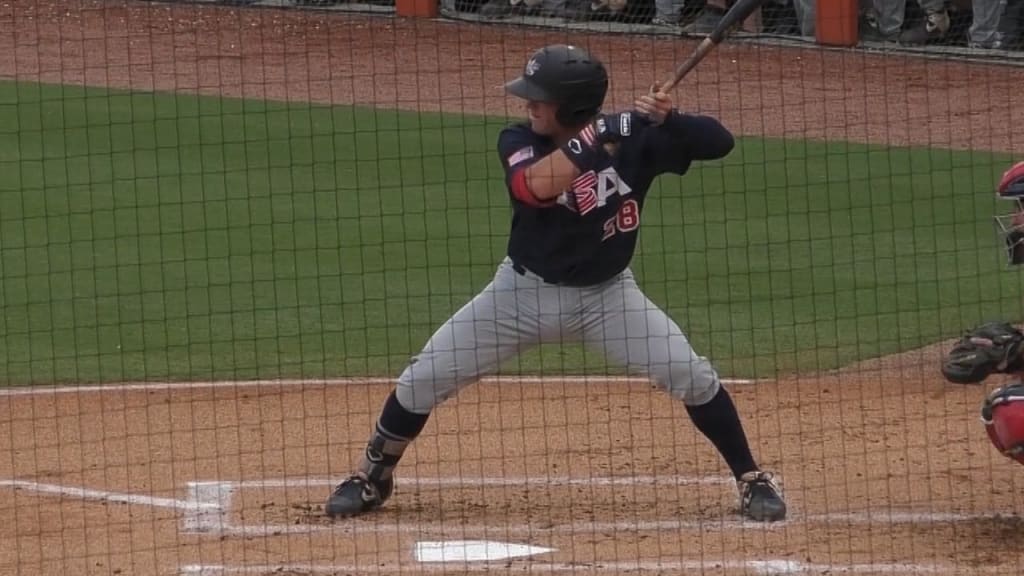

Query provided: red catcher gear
[980,382,1024,465]
[995,162,1024,265]
[998,161,1024,197]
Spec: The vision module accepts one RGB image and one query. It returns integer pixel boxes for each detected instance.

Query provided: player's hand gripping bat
[657,0,767,93]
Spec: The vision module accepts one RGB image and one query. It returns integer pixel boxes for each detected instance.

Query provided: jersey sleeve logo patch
[507,146,534,166]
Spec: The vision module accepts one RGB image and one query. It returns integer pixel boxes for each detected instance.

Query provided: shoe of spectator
[860,24,900,43]
[681,5,726,34]
[586,0,626,19]
[969,39,1004,50]
[651,16,680,27]
[478,0,514,17]
[898,10,950,45]
[545,1,592,20]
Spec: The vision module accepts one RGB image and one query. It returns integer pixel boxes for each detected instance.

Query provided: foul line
[178,560,1011,575]
[0,375,757,397]
[0,480,221,513]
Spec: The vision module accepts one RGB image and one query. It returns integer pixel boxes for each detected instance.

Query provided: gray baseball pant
[969,0,1007,45]
[394,257,722,414]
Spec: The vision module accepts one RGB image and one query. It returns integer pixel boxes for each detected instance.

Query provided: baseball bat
[658,0,767,94]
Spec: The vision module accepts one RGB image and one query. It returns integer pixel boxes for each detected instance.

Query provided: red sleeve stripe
[510,169,553,208]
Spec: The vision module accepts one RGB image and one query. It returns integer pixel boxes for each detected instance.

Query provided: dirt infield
[2,376,1024,575]
[3,1,1024,575]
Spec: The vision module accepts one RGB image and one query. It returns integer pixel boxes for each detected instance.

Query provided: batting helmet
[504,45,609,128]
[994,161,1024,265]
[981,382,1024,466]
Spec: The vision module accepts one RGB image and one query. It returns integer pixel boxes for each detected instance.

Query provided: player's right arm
[521,150,584,203]
[499,119,626,205]
[497,126,565,207]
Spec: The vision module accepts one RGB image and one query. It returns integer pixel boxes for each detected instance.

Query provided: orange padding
[815,0,859,47]
[396,0,438,18]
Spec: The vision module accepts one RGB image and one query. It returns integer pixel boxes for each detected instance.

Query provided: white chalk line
[194,511,1020,537]
[177,559,1010,575]
[183,482,233,533]
[0,375,757,397]
[215,474,737,489]
[0,479,221,512]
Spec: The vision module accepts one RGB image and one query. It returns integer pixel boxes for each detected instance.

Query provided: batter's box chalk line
[0,375,759,397]
[177,559,1014,575]
[177,475,1019,537]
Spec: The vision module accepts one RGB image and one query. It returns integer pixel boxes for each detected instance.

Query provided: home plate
[414,540,556,562]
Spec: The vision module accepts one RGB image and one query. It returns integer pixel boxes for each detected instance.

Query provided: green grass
[1,80,1022,385]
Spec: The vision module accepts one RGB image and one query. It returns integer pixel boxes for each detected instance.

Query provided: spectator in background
[476,0,590,19]
[863,0,1006,48]
[681,1,813,36]
[965,0,1009,48]
[999,0,1023,48]
[652,0,685,26]
[682,0,760,33]
[861,0,950,43]
[791,0,815,36]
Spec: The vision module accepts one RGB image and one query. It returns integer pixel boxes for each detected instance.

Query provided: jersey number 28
[602,199,640,241]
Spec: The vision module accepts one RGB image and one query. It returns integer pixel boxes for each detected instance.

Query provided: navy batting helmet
[504,45,608,128]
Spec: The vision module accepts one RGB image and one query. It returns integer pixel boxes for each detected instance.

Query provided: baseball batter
[325,44,787,521]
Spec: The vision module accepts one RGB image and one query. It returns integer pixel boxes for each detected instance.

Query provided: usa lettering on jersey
[559,166,633,215]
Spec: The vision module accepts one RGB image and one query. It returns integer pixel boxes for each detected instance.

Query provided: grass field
[1,80,1022,385]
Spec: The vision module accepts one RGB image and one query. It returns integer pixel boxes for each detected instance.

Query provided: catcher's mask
[994,161,1024,266]
[981,382,1024,466]
[504,44,608,129]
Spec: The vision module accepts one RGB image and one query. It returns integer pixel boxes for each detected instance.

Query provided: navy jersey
[498,110,734,286]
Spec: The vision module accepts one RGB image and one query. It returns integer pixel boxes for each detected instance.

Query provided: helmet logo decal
[525,57,540,76]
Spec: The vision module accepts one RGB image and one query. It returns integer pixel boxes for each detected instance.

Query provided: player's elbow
[522,169,563,202]
[514,170,559,206]
[701,123,734,160]
[671,113,735,160]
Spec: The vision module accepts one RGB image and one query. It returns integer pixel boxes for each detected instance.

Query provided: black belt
[511,260,554,283]
[512,260,614,288]
[511,260,570,286]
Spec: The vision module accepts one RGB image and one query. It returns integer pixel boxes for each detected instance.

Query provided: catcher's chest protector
[983,386,1024,465]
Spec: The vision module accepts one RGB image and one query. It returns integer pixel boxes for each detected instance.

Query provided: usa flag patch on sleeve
[508,146,534,166]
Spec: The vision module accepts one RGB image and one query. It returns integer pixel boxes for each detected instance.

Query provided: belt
[511,259,615,288]
[512,260,576,286]
[511,260,553,284]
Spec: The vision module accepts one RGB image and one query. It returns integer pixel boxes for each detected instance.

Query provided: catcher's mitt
[941,321,1024,385]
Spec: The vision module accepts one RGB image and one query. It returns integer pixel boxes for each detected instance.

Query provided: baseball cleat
[737,470,787,522]
[324,474,394,518]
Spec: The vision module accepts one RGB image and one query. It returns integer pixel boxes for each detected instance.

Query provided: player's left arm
[635,89,735,174]
[662,112,735,161]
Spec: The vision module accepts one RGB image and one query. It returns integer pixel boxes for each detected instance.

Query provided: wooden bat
[658,0,767,94]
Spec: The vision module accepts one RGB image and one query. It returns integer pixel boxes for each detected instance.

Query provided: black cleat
[324,474,394,518]
[737,470,787,522]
